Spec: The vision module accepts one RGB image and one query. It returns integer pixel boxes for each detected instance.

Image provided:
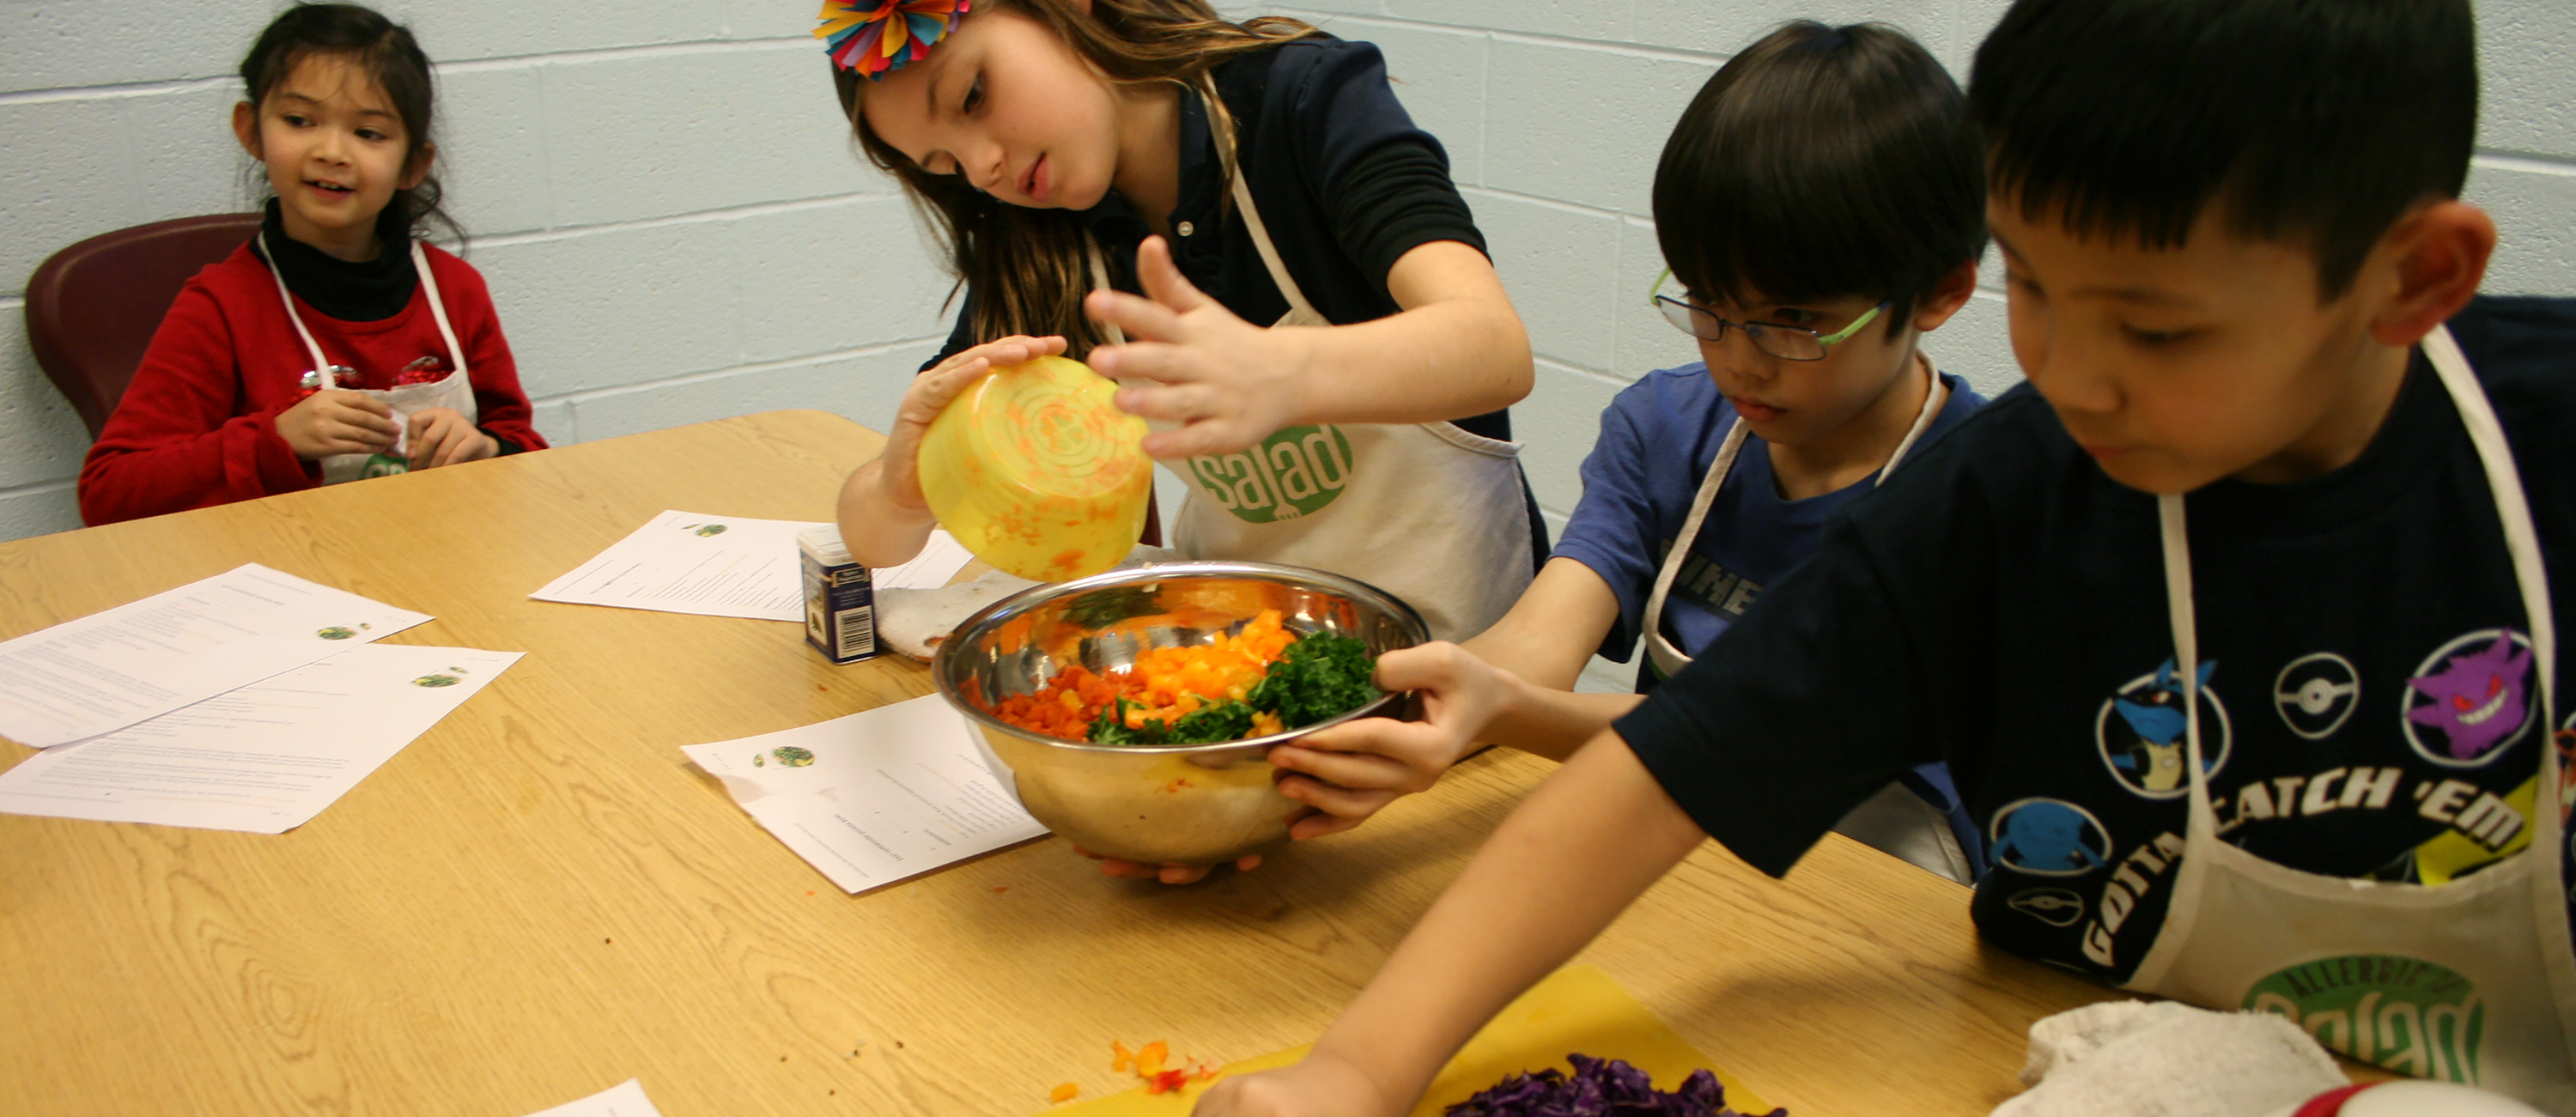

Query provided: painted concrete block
[568,339,938,441]
[528,398,579,446]
[1518,360,1625,515]
[731,197,951,364]
[1313,16,1490,186]
[1613,216,1698,380]
[1469,190,1623,373]
[1935,288,2022,404]
[396,0,733,62]
[0,484,83,543]
[0,98,144,300]
[2480,0,2576,162]
[1483,38,1714,216]
[1382,0,1630,46]
[0,0,269,94]
[0,307,93,492]
[434,65,555,239]
[470,220,744,397]
[1630,0,1947,59]
[537,42,876,229]
[2468,158,2576,296]
[126,86,259,235]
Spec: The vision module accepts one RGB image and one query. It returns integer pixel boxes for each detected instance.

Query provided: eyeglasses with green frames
[1649,269,1887,361]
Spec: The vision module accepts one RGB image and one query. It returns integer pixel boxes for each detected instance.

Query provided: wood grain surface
[1,410,2133,1117]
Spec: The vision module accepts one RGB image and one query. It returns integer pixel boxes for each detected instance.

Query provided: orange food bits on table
[1049,1083,1080,1103]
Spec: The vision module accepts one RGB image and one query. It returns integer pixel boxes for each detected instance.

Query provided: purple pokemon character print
[2406,632,2533,762]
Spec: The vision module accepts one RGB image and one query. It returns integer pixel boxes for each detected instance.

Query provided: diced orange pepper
[1110,1040,1134,1072]
[1137,1040,1169,1076]
[1049,1083,1080,1103]
[1145,1069,1190,1096]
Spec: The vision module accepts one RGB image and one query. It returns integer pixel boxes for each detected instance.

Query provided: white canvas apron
[1637,359,1970,880]
[1095,86,1534,641]
[259,233,477,485]
[2126,325,2576,1112]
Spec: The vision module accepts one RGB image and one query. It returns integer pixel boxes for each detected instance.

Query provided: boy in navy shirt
[1199,0,2576,1112]
[1265,20,1992,883]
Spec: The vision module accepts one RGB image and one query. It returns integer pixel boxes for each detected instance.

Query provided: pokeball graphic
[2007,888,2087,927]
[2275,653,2360,740]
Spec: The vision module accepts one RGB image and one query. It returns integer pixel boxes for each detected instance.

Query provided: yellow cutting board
[1040,964,1776,1116]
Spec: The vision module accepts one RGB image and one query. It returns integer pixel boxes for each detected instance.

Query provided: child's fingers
[329,391,395,418]
[333,402,402,440]
[1277,774,1403,821]
[1085,289,1187,348]
[1369,642,1465,693]
[1270,742,1435,792]
[1289,810,1368,841]
[1111,374,1214,422]
[1140,415,1264,461]
[1130,236,1215,313]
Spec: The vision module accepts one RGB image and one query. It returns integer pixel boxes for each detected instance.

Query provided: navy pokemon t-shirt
[1615,297,2576,1078]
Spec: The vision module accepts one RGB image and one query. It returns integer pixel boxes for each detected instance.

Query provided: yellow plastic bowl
[917,355,1151,582]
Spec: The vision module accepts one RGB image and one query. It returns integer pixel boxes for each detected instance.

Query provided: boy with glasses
[1252,19,1992,883]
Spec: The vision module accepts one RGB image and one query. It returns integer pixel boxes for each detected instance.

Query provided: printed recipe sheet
[532,511,974,622]
[682,695,1046,892]
[0,645,521,834]
[0,563,430,748]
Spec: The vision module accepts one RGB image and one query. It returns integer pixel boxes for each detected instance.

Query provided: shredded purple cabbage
[1443,1054,1786,1117]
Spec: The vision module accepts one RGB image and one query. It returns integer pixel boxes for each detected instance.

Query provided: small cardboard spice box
[799,525,879,664]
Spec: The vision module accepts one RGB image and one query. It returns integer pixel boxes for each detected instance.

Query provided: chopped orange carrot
[1049,1083,1080,1103]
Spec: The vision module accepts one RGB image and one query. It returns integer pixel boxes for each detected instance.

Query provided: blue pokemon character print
[1990,798,2111,877]
[2098,657,2229,799]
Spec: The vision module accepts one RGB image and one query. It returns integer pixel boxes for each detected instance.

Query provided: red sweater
[79,240,547,525]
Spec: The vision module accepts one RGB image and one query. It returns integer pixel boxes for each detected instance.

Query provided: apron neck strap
[2162,324,2558,829]
[257,232,465,387]
[1643,355,1946,671]
[1193,77,1320,323]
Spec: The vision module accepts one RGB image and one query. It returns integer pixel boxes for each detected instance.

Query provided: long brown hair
[835,0,1315,356]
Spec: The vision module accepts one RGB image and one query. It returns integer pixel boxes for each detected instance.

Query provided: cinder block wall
[3,1,2571,547]
[0,0,946,538]
[1240,0,2576,547]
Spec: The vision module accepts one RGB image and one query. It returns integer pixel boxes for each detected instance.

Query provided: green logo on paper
[683,523,728,537]
[2245,955,2483,1084]
[411,674,461,688]
[771,746,815,768]
[1187,424,1354,524]
[316,623,370,640]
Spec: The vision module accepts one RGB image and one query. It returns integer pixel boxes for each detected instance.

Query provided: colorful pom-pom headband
[817,0,969,79]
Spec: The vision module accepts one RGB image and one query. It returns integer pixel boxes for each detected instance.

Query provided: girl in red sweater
[79,3,547,525]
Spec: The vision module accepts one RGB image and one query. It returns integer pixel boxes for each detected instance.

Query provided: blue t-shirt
[1553,361,1985,684]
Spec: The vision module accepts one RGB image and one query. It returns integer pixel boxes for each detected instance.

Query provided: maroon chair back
[25,213,263,440]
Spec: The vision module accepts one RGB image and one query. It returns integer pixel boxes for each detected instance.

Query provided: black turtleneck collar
[251,198,419,322]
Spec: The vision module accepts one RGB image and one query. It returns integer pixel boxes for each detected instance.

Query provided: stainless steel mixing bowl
[932,561,1429,865]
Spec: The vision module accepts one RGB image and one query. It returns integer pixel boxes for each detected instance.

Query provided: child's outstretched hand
[1087,236,1312,459]
[1267,641,1519,840]
[873,335,1068,511]
[276,389,399,460]
[1190,1051,1400,1117]
[406,407,497,470]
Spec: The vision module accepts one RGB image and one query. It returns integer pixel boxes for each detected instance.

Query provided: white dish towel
[1995,1000,2348,1117]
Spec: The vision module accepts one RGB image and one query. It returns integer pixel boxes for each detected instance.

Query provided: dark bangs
[1970,0,2476,300]
[1653,21,1985,326]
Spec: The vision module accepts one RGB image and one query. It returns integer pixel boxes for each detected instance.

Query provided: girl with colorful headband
[823,0,1545,695]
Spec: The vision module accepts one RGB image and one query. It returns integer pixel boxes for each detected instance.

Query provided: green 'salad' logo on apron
[1187,425,1354,524]
[2245,955,2483,1084]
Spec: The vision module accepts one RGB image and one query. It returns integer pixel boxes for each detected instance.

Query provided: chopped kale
[1247,633,1379,728]
[1087,696,1259,745]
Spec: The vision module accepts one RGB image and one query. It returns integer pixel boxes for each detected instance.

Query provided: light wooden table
[2,410,2129,1117]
